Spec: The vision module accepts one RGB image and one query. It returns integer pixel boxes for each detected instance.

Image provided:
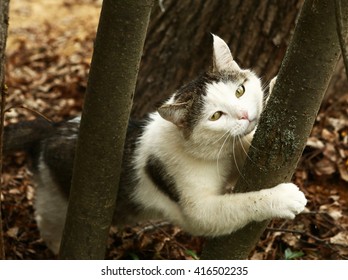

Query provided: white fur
[69,115,81,123]
[132,116,306,236]
[190,76,263,158]
[131,70,306,237]
[212,34,241,72]
[131,35,306,235]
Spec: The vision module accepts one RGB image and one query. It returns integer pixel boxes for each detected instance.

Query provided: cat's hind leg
[34,159,68,255]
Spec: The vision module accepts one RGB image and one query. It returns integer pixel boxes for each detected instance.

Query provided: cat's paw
[266,183,307,219]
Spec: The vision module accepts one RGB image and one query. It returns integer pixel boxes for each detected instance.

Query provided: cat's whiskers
[262,79,277,106]
[215,131,231,180]
[232,136,247,182]
[240,133,260,152]
[212,130,230,145]
[233,136,254,189]
[237,134,267,178]
[237,135,256,166]
[238,122,264,153]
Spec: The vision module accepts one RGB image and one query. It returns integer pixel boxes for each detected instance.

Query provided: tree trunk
[201,0,348,260]
[0,0,10,260]
[133,0,304,117]
[133,0,347,118]
[59,0,153,259]
[335,0,348,80]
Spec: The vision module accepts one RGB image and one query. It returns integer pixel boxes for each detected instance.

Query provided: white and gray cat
[4,35,307,254]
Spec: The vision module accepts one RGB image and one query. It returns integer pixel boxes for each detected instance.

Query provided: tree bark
[133,0,304,117]
[335,0,348,80]
[59,0,153,259]
[201,0,348,260]
[133,0,347,118]
[0,0,10,260]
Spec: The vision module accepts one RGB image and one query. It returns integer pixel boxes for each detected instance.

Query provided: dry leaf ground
[1,0,348,260]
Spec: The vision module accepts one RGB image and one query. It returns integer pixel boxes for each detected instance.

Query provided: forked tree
[201,0,348,259]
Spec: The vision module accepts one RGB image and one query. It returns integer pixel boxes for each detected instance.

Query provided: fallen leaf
[338,162,348,182]
[330,232,348,246]
[314,158,336,176]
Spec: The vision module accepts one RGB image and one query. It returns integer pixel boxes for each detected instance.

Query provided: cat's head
[158,35,264,157]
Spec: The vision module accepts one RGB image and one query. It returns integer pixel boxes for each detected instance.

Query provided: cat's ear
[265,76,277,104]
[211,34,241,73]
[269,76,277,95]
[158,101,192,127]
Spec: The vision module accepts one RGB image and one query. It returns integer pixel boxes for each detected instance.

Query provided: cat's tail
[3,118,54,154]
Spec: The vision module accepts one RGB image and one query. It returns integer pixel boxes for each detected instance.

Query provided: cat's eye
[235,84,245,98]
[209,111,223,121]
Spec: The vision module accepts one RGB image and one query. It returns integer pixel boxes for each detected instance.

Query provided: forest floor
[1,0,348,260]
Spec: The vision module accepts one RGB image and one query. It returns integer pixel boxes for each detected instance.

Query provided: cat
[4,34,307,254]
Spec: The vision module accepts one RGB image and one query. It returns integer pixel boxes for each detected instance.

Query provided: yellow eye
[235,84,245,98]
[209,111,223,121]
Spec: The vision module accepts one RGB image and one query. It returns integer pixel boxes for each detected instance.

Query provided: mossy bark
[201,0,348,260]
[59,0,153,259]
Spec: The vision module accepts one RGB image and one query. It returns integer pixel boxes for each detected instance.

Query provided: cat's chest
[170,155,232,196]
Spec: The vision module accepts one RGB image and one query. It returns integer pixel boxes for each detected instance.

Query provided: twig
[334,0,348,80]
[136,221,171,236]
[266,227,305,235]
[267,227,330,243]
[266,226,348,259]
[141,221,194,256]
[5,105,53,123]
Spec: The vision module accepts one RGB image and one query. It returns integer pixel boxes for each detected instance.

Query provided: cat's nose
[238,110,249,121]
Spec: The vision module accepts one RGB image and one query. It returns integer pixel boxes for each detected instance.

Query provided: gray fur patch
[39,121,79,197]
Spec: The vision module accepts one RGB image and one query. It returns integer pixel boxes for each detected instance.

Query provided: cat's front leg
[255,182,307,220]
[180,182,306,237]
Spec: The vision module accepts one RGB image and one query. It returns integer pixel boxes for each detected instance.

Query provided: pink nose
[238,110,249,120]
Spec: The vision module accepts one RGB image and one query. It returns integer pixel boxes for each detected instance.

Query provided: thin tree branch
[4,105,53,123]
